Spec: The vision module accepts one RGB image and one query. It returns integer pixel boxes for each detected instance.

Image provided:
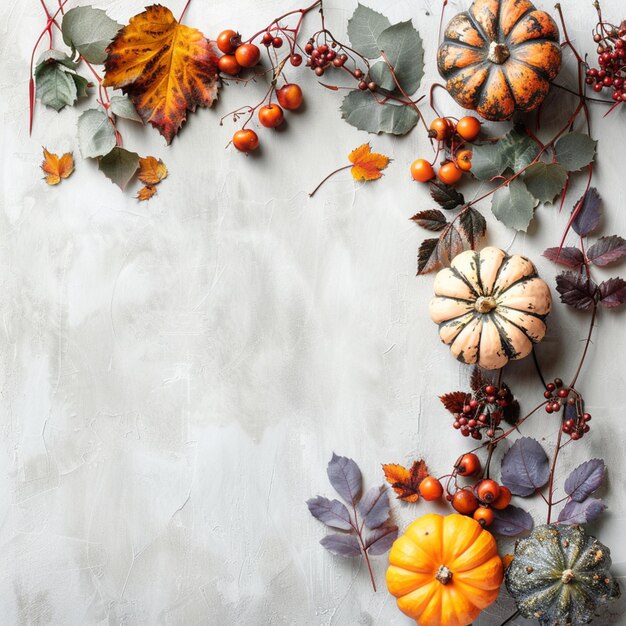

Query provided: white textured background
[1,0,625,624]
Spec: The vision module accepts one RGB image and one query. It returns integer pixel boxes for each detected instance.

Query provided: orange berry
[258,104,284,128]
[473,506,495,527]
[418,476,444,501]
[429,117,454,141]
[456,148,473,171]
[457,453,481,477]
[235,43,261,68]
[476,479,501,504]
[232,129,259,153]
[216,29,240,54]
[437,161,463,185]
[492,486,512,510]
[456,116,482,141]
[276,83,303,110]
[410,158,435,182]
[218,54,241,76]
[452,489,479,514]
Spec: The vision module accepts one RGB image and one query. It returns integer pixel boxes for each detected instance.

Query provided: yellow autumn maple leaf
[349,143,390,181]
[382,460,429,502]
[137,185,157,201]
[103,5,219,144]
[41,148,74,185]
[138,156,168,185]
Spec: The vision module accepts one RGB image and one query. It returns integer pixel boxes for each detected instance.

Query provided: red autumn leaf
[382,460,429,502]
[439,391,468,414]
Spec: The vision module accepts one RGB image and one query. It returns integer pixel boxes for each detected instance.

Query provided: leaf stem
[351,503,376,592]
[546,421,564,524]
[569,303,598,389]
[309,164,351,197]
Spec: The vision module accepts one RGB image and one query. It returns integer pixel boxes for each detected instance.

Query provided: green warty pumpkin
[506,524,620,625]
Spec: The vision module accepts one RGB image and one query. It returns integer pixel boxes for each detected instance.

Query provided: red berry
[235,43,261,68]
[217,29,240,54]
[473,506,494,527]
[419,476,444,501]
[452,489,478,514]
[276,83,303,110]
[476,479,500,504]
[457,453,481,477]
[258,104,284,128]
[232,129,259,153]
[492,486,512,510]
[290,54,303,66]
[485,385,497,395]
[272,37,283,48]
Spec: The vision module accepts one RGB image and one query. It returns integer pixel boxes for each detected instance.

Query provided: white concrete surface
[1,0,625,623]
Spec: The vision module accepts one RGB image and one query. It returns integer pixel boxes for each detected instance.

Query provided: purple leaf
[571,187,601,237]
[357,485,390,530]
[327,453,362,505]
[365,524,398,555]
[320,533,362,558]
[307,496,353,531]
[558,498,606,524]
[564,459,605,503]
[555,272,598,310]
[410,209,447,232]
[490,505,534,536]
[587,236,626,267]
[599,277,626,308]
[501,437,550,496]
[543,246,584,269]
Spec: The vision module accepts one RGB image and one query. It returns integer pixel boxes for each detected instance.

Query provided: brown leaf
[41,148,74,185]
[439,391,467,414]
[138,156,168,185]
[137,185,157,201]
[382,460,429,502]
[348,143,390,181]
[470,366,489,392]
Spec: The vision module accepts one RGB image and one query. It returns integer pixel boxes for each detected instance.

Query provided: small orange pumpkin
[386,513,503,626]
[437,0,562,121]
[429,247,551,370]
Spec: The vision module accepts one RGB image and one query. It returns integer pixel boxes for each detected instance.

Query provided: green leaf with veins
[98,147,140,190]
[62,6,122,64]
[555,132,597,172]
[109,95,143,123]
[375,21,423,95]
[471,142,507,181]
[499,126,540,172]
[523,162,567,204]
[347,4,391,58]
[34,50,88,111]
[77,108,117,158]
[491,178,536,231]
[369,61,396,92]
[340,91,418,135]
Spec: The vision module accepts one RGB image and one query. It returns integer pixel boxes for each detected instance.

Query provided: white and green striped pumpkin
[429,247,552,369]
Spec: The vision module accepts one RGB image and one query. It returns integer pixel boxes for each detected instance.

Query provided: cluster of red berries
[303,40,349,78]
[410,116,481,185]
[417,453,512,527]
[586,26,626,101]
[451,383,514,441]
[543,378,591,440]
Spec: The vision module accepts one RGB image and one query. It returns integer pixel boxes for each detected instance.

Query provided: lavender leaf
[327,453,362,505]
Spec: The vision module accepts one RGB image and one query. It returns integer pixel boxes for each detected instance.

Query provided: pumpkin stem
[561,569,575,584]
[435,565,453,585]
[488,41,510,64]
[474,296,497,313]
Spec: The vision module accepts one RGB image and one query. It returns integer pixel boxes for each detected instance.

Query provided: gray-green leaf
[98,147,140,190]
[523,162,567,204]
[77,109,117,158]
[375,21,423,95]
[340,90,418,135]
[555,132,597,172]
[72,74,90,98]
[471,142,507,181]
[491,178,536,231]
[347,4,391,58]
[35,61,78,111]
[499,126,540,172]
[109,96,143,123]
[369,61,396,92]
[62,6,121,64]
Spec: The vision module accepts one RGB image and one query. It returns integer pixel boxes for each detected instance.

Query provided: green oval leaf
[98,147,140,189]
[347,4,391,58]
[340,91,418,135]
[555,132,597,172]
[523,162,567,204]
[471,142,507,181]
[375,21,423,95]
[78,109,117,158]
[491,178,536,231]
[62,6,122,64]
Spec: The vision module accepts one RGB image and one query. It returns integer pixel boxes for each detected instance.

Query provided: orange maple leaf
[138,156,168,185]
[137,185,157,201]
[382,460,429,502]
[103,5,219,144]
[349,143,390,181]
[41,148,74,185]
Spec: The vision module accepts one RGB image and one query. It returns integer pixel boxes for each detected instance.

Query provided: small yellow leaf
[348,143,390,181]
[137,185,157,201]
[138,156,168,185]
[41,148,74,185]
